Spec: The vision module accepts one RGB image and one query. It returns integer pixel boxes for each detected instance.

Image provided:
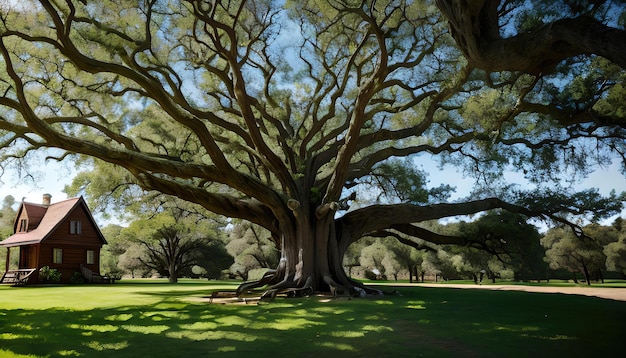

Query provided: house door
[19,246,28,269]
[18,246,37,269]
[28,246,38,268]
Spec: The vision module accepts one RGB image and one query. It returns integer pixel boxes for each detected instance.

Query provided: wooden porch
[0,269,36,286]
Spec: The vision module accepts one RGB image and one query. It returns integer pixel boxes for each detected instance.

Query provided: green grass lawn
[1,280,625,357]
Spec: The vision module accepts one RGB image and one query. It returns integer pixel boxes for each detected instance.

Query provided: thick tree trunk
[236,214,381,298]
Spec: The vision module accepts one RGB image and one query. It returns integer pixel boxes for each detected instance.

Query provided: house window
[70,221,82,234]
[86,250,94,265]
[19,219,27,232]
[53,248,63,264]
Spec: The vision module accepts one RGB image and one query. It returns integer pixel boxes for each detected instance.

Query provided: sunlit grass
[104,313,133,322]
[120,324,170,334]
[83,340,129,351]
[0,333,37,340]
[0,349,38,358]
[406,300,427,309]
[68,324,119,332]
[328,330,365,338]
[316,341,357,351]
[0,279,625,357]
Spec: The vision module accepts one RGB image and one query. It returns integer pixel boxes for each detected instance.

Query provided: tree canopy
[1,0,625,295]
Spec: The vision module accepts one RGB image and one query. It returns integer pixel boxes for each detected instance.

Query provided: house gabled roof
[0,196,107,248]
[17,203,47,232]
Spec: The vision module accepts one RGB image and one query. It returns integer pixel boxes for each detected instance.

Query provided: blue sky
[1,155,624,228]
[0,159,76,205]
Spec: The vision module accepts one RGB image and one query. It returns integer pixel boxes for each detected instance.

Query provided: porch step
[1,269,36,285]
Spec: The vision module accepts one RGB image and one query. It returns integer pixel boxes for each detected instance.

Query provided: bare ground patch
[410,283,626,302]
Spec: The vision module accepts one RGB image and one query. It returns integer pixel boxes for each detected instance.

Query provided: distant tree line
[348,212,626,285]
[1,195,624,285]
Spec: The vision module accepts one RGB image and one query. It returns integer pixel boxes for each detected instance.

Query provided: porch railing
[0,268,36,285]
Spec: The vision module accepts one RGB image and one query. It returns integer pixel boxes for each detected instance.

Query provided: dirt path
[410,283,626,302]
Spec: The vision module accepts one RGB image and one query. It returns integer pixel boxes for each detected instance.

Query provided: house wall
[39,205,103,283]
[39,245,101,283]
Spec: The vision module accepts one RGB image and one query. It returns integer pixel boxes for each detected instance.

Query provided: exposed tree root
[236,268,383,301]
[236,268,279,296]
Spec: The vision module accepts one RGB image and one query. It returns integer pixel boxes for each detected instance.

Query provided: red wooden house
[0,194,108,285]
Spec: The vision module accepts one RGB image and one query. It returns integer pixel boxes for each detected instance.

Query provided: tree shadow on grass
[1,286,625,357]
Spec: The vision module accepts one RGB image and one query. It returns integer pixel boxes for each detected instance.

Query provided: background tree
[193,240,235,280]
[99,224,126,279]
[583,222,621,282]
[342,238,373,279]
[0,195,15,238]
[119,205,229,283]
[139,225,231,282]
[359,240,389,280]
[542,223,619,284]
[605,218,626,277]
[457,246,497,283]
[458,211,546,281]
[421,251,445,282]
[381,250,404,281]
[0,1,624,296]
[0,195,17,270]
[140,225,201,283]
[225,221,279,280]
[357,237,421,281]
[385,238,425,283]
[433,249,467,281]
[117,243,149,279]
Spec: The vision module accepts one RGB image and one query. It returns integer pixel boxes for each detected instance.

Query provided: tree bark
[236,214,383,298]
[436,0,626,74]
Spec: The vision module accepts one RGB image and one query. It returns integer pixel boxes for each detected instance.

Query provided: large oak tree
[0,1,624,295]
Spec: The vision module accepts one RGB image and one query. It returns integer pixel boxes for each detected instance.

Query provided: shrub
[39,266,61,283]
[105,270,123,281]
[70,271,85,284]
